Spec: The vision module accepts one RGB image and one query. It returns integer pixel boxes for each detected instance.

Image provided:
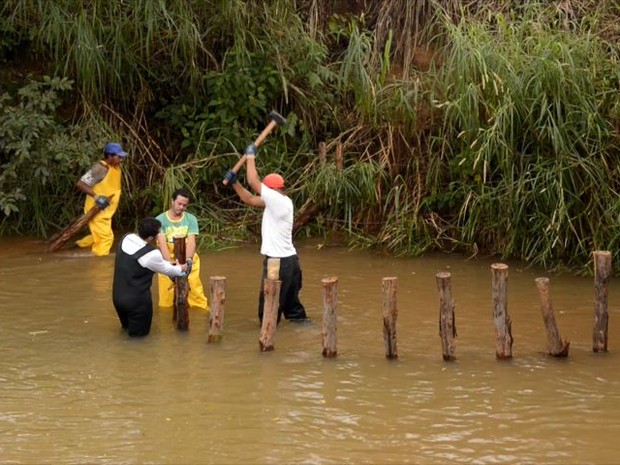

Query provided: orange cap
[263,173,285,189]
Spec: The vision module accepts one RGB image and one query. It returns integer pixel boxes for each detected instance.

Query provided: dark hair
[172,188,192,202]
[138,217,161,240]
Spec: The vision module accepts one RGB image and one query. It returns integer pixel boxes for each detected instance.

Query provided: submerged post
[382,277,398,359]
[173,236,189,331]
[436,272,457,361]
[259,259,281,352]
[535,277,569,357]
[321,277,338,358]
[208,276,226,343]
[593,250,612,353]
[491,263,512,359]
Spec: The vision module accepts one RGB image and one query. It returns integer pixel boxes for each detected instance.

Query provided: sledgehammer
[222,110,287,185]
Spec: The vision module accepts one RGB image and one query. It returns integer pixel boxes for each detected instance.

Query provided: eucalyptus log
[593,250,612,353]
[267,258,280,280]
[208,276,226,343]
[173,236,189,331]
[491,263,513,359]
[259,278,281,352]
[436,272,457,361]
[535,277,569,357]
[45,195,114,252]
[321,277,338,358]
[382,277,398,359]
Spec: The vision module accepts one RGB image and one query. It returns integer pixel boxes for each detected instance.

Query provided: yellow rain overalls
[157,246,208,310]
[75,161,121,256]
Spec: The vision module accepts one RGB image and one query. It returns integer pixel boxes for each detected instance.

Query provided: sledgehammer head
[268,110,287,127]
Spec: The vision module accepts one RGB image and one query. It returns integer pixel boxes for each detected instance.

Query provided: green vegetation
[0,0,618,273]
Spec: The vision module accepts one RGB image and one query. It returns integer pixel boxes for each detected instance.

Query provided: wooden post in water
[593,250,612,353]
[436,272,457,361]
[259,259,281,352]
[173,236,189,331]
[535,277,569,357]
[491,263,512,359]
[208,276,226,343]
[321,277,338,358]
[382,277,398,359]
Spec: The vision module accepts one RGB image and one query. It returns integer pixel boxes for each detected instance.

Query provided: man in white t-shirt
[226,144,308,324]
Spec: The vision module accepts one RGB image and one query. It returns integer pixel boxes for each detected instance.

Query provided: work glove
[170,272,187,283]
[245,143,258,158]
[224,169,237,185]
[95,195,110,209]
[185,258,193,275]
[170,262,189,282]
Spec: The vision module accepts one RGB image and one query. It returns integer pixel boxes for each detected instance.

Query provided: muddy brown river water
[1,237,619,464]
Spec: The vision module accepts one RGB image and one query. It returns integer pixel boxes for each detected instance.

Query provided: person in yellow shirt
[75,142,127,256]
[156,189,209,310]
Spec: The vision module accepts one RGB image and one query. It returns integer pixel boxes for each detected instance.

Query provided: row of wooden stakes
[176,251,614,360]
[327,250,612,360]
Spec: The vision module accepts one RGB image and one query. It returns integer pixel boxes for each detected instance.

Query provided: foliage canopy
[0,0,619,273]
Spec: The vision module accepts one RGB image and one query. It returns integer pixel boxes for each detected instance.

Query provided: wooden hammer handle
[222,120,279,185]
[228,154,248,177]
[253,120,278,148]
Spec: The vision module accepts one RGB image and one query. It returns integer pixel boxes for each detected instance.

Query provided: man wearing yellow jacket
[75,142,128,256]
[156,188,209,310]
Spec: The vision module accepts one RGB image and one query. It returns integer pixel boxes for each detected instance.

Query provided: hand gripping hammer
[222,110,287,185]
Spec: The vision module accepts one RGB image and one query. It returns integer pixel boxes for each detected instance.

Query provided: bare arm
[157,232,171,261]
[232,181,265,208]
[246,156,262,194]
[186,234,197,260]
[76,180,97,198]
[77,162,108,198]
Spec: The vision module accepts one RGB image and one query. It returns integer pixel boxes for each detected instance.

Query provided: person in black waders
[112,217,188,337]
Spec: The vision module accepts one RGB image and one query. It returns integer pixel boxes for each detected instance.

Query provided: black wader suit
[112,236,156,337]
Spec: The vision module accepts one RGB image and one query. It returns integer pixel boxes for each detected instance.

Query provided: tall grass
[431,3,620,269]
[0,0,619,272]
